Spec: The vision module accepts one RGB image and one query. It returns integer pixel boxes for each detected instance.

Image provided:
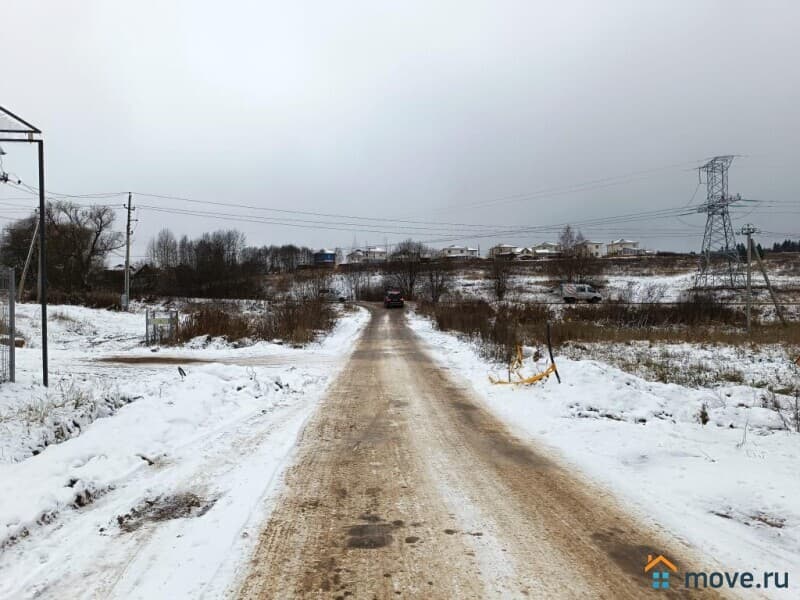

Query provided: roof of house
[609,239,638,245]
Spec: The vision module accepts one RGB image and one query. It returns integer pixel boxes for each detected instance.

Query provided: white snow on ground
[0,302,368,599]
[408,311,800,597]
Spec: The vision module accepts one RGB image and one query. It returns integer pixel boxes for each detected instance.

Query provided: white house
[365,246,387,262]
[530,242,561,258]
[488,244,520,259]
[439,244,479,259]
[606,239,640,257]
[576,240,604,257]
[346,245,387,264]
[346,249,364,264]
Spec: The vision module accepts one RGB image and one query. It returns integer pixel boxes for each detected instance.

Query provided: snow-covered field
[409,311,800,596]
[0,302,368,599]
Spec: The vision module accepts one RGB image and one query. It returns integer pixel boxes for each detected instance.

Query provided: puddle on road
[345,514,406,549]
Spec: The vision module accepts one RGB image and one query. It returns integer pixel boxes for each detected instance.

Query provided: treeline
[0,202,122,302]
[735,239,800,258]
[143,228,315,297]
[0,205,317,301]
[770,239,800,253]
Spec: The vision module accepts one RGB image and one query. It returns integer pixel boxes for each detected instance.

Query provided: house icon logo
[645,554,678,590]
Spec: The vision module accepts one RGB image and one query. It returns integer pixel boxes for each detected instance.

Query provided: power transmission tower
[695,156,744,288]
[123,193,134,311]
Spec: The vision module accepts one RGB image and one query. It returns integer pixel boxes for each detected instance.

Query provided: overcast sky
[1,0,798,261]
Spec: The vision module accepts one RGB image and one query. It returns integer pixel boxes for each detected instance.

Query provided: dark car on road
[384,289,404,308]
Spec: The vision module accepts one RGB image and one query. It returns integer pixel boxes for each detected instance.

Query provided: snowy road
[239,307,723,599]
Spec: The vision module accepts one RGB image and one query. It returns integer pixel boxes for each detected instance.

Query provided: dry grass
[418,300,554,361]
[419,296,800,361]
[175,300,337,346]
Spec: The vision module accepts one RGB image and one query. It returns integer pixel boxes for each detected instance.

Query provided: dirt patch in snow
[116,492,217,532]
[96,356,213,365]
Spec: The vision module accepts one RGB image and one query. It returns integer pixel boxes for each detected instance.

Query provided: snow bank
[408,311,800,591]
[0,304,369,599]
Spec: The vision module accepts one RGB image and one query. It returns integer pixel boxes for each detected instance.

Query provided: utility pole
[752,239,787,327]
[123,192,133,311]
[741,224,757,334]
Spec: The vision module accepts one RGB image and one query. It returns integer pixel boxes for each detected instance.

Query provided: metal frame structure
[0,105,48,386]
[695,155,744,289]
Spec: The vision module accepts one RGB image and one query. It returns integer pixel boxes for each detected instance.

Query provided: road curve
[238,306,723,599]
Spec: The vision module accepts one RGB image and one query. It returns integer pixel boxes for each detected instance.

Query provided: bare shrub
[419,300,554,362]
[254,300,336,345]
[177,306,251,342]
[176,300,336,345]
[490,257,511,301]
[566,293,737,329]
[422,260,452,304]
[359,284,387,302]
[342,264,368,300]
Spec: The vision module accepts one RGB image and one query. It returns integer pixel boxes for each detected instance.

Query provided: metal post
[8,267,15,383]
[37,141,48,387]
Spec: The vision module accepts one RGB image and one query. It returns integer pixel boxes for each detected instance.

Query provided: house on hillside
[606,239,641,256]
[530,242,561,258]
[347,246,387,264]
[364,246,387,262]
[130,264,159,294]
[576,240,604,257]
[346,249,365,264]
[488,244,520,259]
[439,245,479,259]
[313,248,337,267]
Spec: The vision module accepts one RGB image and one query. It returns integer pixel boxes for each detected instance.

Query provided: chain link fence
[0,268,16,383]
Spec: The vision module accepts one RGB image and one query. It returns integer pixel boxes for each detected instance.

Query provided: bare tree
[423,259,452,303]
[343,263,367,300]
[558,224,577,253]
[549,224,603,283]
[47,201,125,290]
[385,239,428,299]
[147,228,179,268]
[490,256,512,301]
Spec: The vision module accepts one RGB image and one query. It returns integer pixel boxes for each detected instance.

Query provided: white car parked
[561,283,602,304]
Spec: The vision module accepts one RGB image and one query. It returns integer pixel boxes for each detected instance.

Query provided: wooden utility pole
[752,240,786,327]
[123,192,133,311]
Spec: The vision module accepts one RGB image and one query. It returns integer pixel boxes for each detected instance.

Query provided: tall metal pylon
[695,155,744,288]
